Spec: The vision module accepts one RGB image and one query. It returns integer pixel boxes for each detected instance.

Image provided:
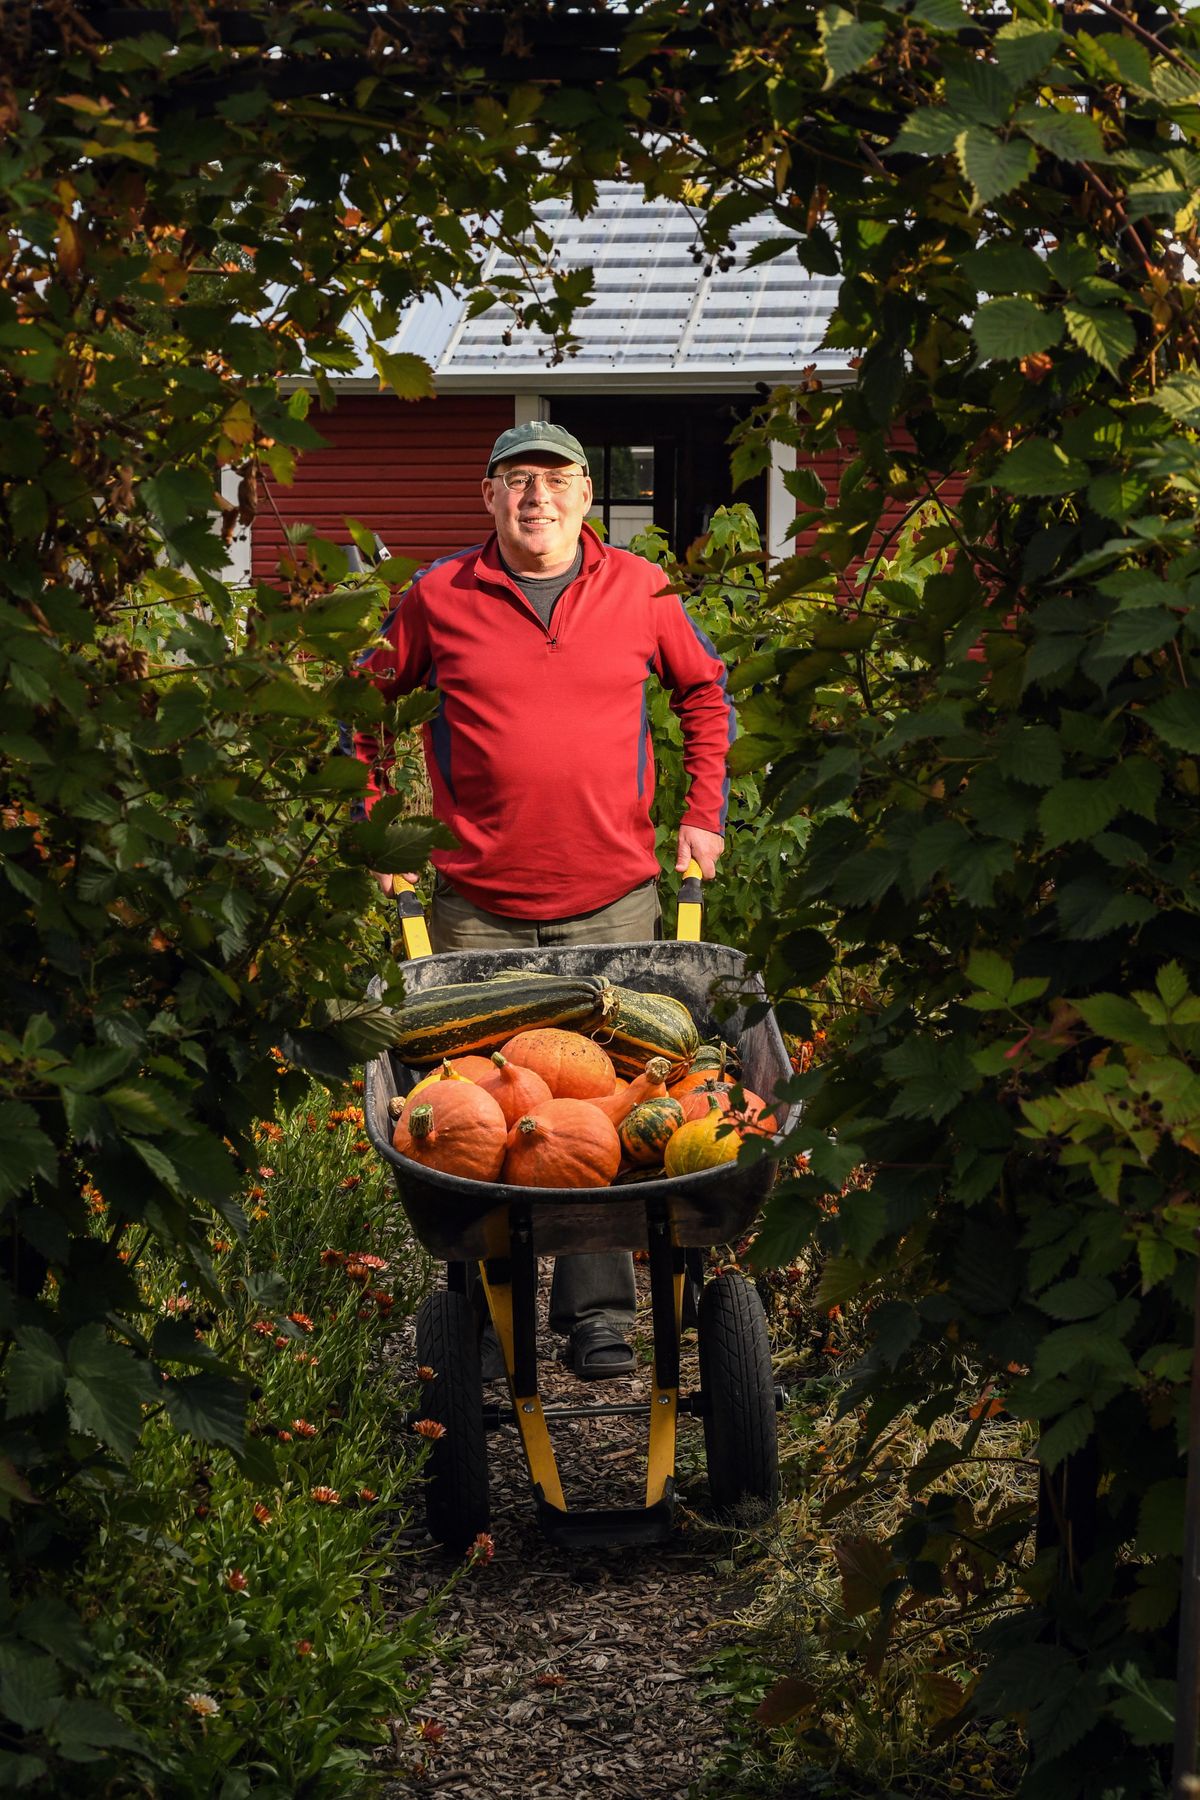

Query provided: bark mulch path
[378,1265,763,1800]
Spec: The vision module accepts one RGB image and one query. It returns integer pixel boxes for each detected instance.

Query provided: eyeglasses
[496,469,585,494]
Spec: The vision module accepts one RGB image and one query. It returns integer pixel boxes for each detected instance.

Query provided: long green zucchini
[596,985,700,1081]
[393,974,616,1066]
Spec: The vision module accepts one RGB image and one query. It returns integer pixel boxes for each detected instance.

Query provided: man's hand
[371,871,419,896]
[675,827,725,881]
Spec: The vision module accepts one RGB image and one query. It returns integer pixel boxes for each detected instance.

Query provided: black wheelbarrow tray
[364,933,799,1552]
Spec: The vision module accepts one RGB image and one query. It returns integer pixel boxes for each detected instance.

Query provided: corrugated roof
[344,185,844,392]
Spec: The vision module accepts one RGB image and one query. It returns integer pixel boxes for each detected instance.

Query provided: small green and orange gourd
[619,1095,685,1166]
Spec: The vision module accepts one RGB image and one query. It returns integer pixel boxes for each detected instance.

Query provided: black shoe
[569,1321,635,1382]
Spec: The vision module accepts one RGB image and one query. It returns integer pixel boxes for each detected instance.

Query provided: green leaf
[65,1325,156,1461]
[966,949,1013,998]
[1038,779,1120,846]
[1153,373,1200,427]
[51,1697,143,1761]
[0,1656,62,1731]
[994,20,1063,85]
[1063,306,1136,378]
[909,0,967,31]
[6,1328,67,1416]
[833,1535,898,1615]
[368,345,435,400]
[814,1254,870,1308]
[955,128,1036,207]
[819,7,885,84]
[992,438,1087,496]
[890,109,962,156]
[1037,1275,1116,1320]
[1075,992,1167,1048]
[1143,689,1200,752]
[1036,1404,1094,1471]
[1105,1663,1175,1746]
[162,1372,247,1453]
[972,297,1062,362]
[0,1101,57,1202]
[1020,109,1105,163]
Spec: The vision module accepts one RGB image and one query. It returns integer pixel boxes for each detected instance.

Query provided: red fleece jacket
[352,524,735,920]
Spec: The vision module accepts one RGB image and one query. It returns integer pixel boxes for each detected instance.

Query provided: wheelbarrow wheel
[697,1270,779,1522]
[415,1288,490,1551]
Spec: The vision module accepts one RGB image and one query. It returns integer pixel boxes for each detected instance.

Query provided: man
[354,421,734,1380]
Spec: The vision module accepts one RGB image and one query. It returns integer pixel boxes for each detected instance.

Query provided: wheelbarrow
[363,863,799,1551]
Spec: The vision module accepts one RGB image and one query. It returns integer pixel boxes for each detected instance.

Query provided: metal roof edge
[279,368,854,396]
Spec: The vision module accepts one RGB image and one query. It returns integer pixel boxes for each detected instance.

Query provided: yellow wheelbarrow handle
[393,875,432,960]
[675,858,704,943]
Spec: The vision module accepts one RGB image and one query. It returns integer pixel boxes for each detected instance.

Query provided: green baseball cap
[486,421,589,475]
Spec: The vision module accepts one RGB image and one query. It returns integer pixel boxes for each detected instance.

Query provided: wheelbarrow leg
[645,1199,684,1507]
[478,1207,566,1512]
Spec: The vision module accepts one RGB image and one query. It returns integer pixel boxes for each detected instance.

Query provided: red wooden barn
[233,185,854,584]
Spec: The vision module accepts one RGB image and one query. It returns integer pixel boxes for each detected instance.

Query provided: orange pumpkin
[407,1054,495,1099]
[589,1056,672,1124]
[678,1079,777,1135]
[502,1099,621,1188]
[391,1081,507,1181]
[474,1051,554,1128]
[501,1027,616,1100]
[663,1101,742,1176]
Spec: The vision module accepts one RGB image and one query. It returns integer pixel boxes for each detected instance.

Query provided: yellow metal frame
[676,856,703,943]
[478,1262,566,1511]
[393,875,432,960]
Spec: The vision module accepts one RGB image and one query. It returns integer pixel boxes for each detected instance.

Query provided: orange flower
[346,1261,369,1283]
[288,1311,314,1333]
[277,1429,293,1443]
[356,1307,372,1321]
[535,1672,565,1689]
[248,1186,265,1202]
[291,1419,318,1438]
[296,1639,313,1656]
[355,1253,389,1271]
[225,1569,249,1593]
[194,1503,211,1519]
[412,1419,447,1441]
[417,1365,436,1382]
[273,1335,289,1349]
[371,1290,394,1313]
[351,1079,364,1093]
[310,1486,340,1505]
[417,1720,445,1744]
[320,1249,345,1266]
[469,1531,495,1564]
[359,1487,378,1502]
[340,1175,362,1191]
[351,1140,370,1155]
[251,1320,273,1337]
[252,1503,272,1525]
[211,1239,231,1253]
[258,1166,276,1179]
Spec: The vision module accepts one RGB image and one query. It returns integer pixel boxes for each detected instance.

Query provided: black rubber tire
[414,1289,490,1551]
[697,1270,780,1522]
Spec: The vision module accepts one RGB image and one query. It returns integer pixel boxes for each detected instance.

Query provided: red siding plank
[251,394,513,580]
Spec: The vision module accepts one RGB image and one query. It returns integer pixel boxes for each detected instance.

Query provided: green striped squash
[598,986,700,1082]
[619,1096,685,1167]
[391,974,616,1066]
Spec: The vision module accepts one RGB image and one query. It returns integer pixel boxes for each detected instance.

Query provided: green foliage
[614,0,1200,1790]
[0,6,562,1782]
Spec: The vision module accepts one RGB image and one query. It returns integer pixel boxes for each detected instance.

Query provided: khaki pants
[430,875,660,1337]
[429,875,661,953]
